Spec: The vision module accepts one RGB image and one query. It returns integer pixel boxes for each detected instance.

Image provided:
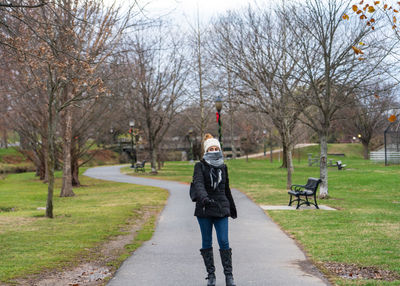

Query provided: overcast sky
[141,0,251,20]
[106,0,271,24]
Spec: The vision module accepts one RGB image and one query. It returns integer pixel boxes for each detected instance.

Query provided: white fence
[370,150,400,163]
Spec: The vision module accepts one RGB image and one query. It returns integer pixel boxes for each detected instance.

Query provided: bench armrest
[290,184,306,191]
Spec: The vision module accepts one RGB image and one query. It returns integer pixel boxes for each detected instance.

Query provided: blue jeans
[197,217,229,250]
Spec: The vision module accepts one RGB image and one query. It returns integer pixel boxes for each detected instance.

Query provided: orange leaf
[374,94,380,99]
[388,114,397,122]
[394,9,399,12]
[358,57,365,60]
[384,4,388,10]
[372,26,375,30]
[343,13,350,20]
[368,6,376,12]
[360,14,367,19]
[357,9,363,14]
[393,24,397,29]
[352,5,358,12]
[374,1,380,4]
[394,16,397,23]
[352,46,364,54]
[367,21,371,26]
[370,18,375,22]
[359,0,364,4]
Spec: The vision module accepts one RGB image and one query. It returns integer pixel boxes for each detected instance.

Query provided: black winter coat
[192,159,237,218]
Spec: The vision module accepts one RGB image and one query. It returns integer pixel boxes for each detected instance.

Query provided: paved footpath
[84,165,329,286]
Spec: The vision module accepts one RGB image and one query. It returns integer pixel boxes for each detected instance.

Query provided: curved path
[84,165,329,286]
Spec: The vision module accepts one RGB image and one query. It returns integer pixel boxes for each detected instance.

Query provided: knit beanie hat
[204,138,221,153]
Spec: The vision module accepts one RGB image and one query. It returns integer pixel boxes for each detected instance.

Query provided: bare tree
[211,7,303,187]
[282,0,395,197]
[127,28,187,173]
[2,0,136,217]
[185,13,214,142]
[345,85,397,159]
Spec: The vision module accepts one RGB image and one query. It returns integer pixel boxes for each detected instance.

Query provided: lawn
[0,147,35,174]
[123,143,400,285]
[0,169,168,283]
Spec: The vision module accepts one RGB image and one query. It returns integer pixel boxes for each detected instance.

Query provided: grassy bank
[123,144,400,285]
[0,170,168,283]
[0,147,35,174]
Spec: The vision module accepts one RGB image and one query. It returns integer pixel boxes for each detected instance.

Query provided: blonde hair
[202,133,214,154]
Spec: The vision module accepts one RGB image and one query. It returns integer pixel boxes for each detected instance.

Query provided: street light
[215,96,223,148]
[263,130,267,157]
[187,127,194,162]
[129,120,136,168]
[110,127,114,144]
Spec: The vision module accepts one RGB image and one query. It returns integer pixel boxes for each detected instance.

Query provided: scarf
[203,151,224,190]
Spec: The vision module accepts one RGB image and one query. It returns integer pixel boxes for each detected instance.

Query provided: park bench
[336,160,346,170]
[134,160,146,173]
[288,177,322,209]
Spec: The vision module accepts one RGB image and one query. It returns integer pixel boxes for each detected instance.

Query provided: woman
[192,133,237,286]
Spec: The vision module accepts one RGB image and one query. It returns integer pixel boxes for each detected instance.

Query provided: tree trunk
[46,104,55,219]
[281,142,288,168]
[151,147,157,174]
[71,155,80,187]
[362,141,369,160]
[269,134,273,163]
[60,105,75,197]
[71,139,80,187]
[286,149,293,189]
[230,109,236,159]
[43,137,49,183]
[2,128,7,149]
[319,132,328,198]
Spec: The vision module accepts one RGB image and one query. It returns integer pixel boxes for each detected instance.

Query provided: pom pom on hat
[204,138,221,153]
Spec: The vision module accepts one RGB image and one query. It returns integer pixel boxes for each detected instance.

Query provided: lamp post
[129,120,136,168]
[263,130,267,157]
[110,127,114,144]
[215,96,223,148]
[188,127,194,162]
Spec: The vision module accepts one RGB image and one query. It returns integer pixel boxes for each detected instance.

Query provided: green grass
[0,147,35,174]
[0,147,21,158]
[124,143,400,285]
[0,170,168,283]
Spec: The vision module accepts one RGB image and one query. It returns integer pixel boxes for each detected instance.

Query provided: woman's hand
[202,197,216,206]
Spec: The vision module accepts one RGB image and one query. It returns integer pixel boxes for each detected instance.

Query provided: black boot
[219,248,236,286]
[200,248,216,286]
